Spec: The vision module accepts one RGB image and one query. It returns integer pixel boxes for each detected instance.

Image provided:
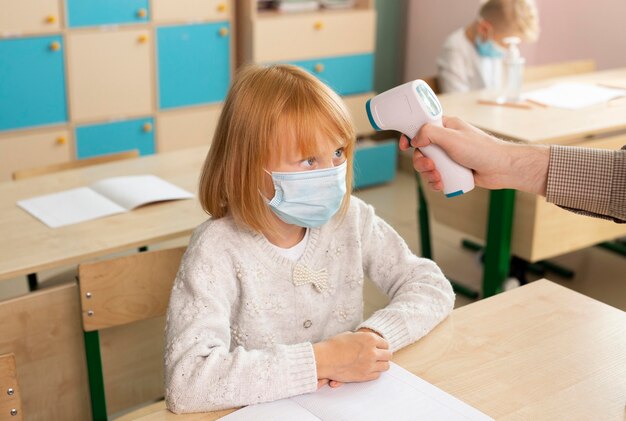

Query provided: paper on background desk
[523,82,626,110]
[17,175,193,228]
[222,363,493,421]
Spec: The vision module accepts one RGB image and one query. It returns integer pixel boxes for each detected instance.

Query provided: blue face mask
[265,161,347,228]
[475,37,504,58]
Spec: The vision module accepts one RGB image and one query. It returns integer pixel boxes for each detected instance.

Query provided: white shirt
[437,28,502,94]
[268,228,309,261]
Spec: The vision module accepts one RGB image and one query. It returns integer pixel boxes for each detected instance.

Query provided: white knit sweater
[164,196,455,413]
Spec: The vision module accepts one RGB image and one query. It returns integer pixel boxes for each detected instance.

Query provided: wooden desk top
[439,67,626,145]
[126,280,626,420]
[0,147,210,282]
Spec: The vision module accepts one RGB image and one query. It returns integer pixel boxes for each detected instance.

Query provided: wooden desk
[420,68,626,297]
[439,67,626,145]
[122,280,626,421]
[0,146,210,282]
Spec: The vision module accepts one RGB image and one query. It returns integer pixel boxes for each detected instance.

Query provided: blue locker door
[287,53,374,96]
[0,36,67,132]
[65,0,149,28]
[157,22,231,109]
[76,118,155,159]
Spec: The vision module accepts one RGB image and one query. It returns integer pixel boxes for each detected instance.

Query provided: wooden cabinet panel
[152,0,230,23]
[157,22,231,109]
[0,128,72,181]
[157,105,221,152]
[0,0,61,34]
[76,117,155,159]
[67,29,154,122]
[254,9,375,62]
[0,36,67,131]
[65,0,149,28]
[343,92,375,135]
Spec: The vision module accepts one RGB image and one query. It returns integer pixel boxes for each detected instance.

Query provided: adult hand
[399,116,550,196]
[313,331,391,384]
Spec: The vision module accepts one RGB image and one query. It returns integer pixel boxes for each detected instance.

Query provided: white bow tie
[293,263,329,293]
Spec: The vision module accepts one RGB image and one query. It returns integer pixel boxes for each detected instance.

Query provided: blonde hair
[199,64,356,235]
[480,0,540,41]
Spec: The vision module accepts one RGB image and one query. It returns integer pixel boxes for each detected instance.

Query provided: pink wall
[403,0,626,81]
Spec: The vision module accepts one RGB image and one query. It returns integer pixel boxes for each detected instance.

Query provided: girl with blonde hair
[164,64,454,413]
[437,0,540,93]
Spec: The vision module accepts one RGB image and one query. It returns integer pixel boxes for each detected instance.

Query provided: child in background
[437,0,539,93]
[164,64,455,413]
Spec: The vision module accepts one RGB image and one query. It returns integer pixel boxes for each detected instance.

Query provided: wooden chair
[524,59,596,83]
[12,150,140,181]
[77,247,185,421]
[0,354,23,420]
[13,150,144,292]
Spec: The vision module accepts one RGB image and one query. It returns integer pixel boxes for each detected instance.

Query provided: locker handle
[142,123,153,133]
[56,136,67,145]
[314,21,324,30]
[138,34,149,44]
[314,63,325,73]
[137,8,148,18]
[217,3,227,12]
[219,27,229,37]
[49,41,61,52]
[45,15,56,24]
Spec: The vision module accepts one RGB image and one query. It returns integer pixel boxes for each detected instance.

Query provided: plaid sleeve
[546,145,626,223]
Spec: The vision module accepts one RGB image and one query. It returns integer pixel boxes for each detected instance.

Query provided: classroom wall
[403,0,626,81]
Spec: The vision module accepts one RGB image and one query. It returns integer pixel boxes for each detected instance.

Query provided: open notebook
[222,363,493,421]
[523,82,626,109]
[17,175,193,228]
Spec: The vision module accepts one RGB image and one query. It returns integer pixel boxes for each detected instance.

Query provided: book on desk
[17,175,193,228]
[222,363,493,421]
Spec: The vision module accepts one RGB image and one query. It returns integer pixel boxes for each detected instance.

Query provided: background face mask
[475,37,505,58]
[266,161,347,228]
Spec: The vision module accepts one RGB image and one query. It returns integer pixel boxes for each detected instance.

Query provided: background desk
[422,68,626,296]
[0,146,210,283]
[123,280,626,420]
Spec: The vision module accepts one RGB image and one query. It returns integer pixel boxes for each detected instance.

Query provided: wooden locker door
[152,0,230,24]
[157,105,221,152]
[75,118,155,159]
[156,22,231,109]
[0,128,72,181]
[65,0,149,28]
[0,35,67,131]
[0,0,61,34]
[67,28,154,123]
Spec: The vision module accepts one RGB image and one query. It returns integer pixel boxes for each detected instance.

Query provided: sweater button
[303,320,312,329]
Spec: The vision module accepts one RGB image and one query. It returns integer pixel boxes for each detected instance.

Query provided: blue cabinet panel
[353,140,397,189]
[157,22,231,109]
[0,36,67,132]
[287,54,374,96]
[76,118,155,159]
[66,0,149,28]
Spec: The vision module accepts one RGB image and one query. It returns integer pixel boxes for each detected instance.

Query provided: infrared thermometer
[366,80,475,197]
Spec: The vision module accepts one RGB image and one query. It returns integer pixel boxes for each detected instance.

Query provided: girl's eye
[302,157,316,168]
[334,148,345,159]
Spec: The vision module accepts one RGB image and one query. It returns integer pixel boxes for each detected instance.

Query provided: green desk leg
[417,176,432,259]
[416,174,479,299]
[482,189,516,297]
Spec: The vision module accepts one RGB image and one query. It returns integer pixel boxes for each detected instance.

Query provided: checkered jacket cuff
[546,145,626,223]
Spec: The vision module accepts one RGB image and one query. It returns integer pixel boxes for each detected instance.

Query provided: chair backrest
[524,59,596,83]
[78,247,185,421]
[78,247,185,332]
[0,353,23,421]
[12,150,140,181]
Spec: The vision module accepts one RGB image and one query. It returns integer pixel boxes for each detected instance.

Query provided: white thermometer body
[366,80,475,197]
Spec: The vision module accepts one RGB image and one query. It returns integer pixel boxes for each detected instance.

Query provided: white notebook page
[17,187,125,228]
[90,175,193,210]
[221,363,492,421]
[523,83,626,109]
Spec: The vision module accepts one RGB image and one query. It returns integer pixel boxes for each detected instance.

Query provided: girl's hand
[313,331,392,383]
